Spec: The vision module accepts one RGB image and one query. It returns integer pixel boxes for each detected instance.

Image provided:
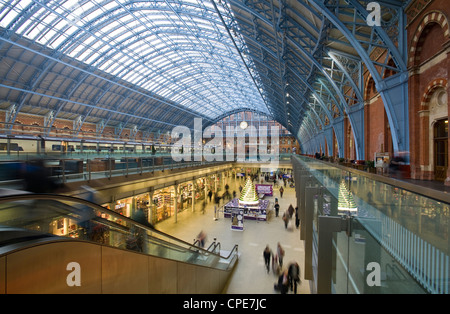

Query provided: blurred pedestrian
[197,230,207,248]
[288,262,301,294]
[282,210,290,229]
[277,242,285,267]
[131,208,153,253]
[274,201,280,217]
[208,190,213,202]
[201,200,206,214]
[263,245,272,273]
[274,270,289,294]
[288,204,294,218]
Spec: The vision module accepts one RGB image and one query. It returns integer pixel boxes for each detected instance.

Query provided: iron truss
[226,0,411,159]
[0,0,270,139]
[0,0,411,158]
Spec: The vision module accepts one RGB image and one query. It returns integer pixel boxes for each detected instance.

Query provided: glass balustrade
[294,155,449,294]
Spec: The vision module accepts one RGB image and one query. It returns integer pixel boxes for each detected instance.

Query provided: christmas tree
[239,177,260,206]
[338,179,357,215]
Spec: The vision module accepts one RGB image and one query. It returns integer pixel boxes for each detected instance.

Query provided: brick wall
[407,0,450,182]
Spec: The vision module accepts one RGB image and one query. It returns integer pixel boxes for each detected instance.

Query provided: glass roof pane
[0,3,20,28]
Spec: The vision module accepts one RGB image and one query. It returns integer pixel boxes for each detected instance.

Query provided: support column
[348,103,365,161]
[131,195,137,218]
[204,177,207,202]
[305,186,319,280]
[149,190,154,225]
[192,181,195,213]
[214,175,217,193]
[333,117,345,158]
[418,110,431,180]
[174,184,178,223]
[317,216,352,294]
[324,126,334,157]
[6,137,11,156]
[299,174,311,240]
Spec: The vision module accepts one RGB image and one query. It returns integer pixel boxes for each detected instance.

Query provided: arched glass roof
[0,0,410,154]
[0,0,269,129]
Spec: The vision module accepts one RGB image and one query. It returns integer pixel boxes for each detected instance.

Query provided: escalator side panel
[6,241,102,294]
[148,256,178,294]
[102,245,149,294]
[1,240,233,294]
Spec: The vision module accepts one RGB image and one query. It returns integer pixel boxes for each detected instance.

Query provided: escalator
[0,191,238,294]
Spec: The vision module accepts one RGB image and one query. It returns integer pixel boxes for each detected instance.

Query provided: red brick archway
[409,11,450,67]
[417,78,449,181]
[421,78,448,106]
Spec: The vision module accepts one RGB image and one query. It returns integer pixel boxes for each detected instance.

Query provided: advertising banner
[231,208,244,231]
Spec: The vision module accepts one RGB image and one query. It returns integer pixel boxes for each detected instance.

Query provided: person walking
[208,190,213,202]
[201,200,206,214]
[288,262,301,294]
[279,186,284,198]
[288,204,294,218]
[277,242,285,268]
[263,245,272,273]
[197,230,206,248]
[275,270,289,294]
[274,201,280,217]
[282,210,290,229]
[130,207,154,253]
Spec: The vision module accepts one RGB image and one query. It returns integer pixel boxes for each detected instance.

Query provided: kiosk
[224,178,270,222]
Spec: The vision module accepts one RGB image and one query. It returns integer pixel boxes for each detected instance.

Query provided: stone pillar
[418,109,432,180]
[409,67,421,180]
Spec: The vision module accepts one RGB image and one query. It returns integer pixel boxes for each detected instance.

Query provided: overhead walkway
[0,192,238,294]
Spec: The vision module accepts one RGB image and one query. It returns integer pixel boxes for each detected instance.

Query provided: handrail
[194,237,239,261]
[295,155,450,204]
[0,193,201,252]
[0,192,238,267]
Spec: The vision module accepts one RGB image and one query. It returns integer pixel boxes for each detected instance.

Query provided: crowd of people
[192,170,302,294]
[271,172,302,294]
[263,243,301,294]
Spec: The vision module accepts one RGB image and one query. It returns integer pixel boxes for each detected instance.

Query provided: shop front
[177,182,193,211]
[152,187,175,224]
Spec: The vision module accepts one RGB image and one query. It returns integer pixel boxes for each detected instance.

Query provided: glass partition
[294,155,449,294]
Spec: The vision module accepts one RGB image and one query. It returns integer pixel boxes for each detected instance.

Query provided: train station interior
[0,0,449,295]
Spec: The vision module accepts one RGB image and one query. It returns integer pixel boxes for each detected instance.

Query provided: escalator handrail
[0,192,238,261]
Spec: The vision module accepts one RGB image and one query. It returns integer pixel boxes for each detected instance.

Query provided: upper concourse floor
[0,145,294,207]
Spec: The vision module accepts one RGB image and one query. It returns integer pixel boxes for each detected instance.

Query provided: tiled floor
[156,176,310,294]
